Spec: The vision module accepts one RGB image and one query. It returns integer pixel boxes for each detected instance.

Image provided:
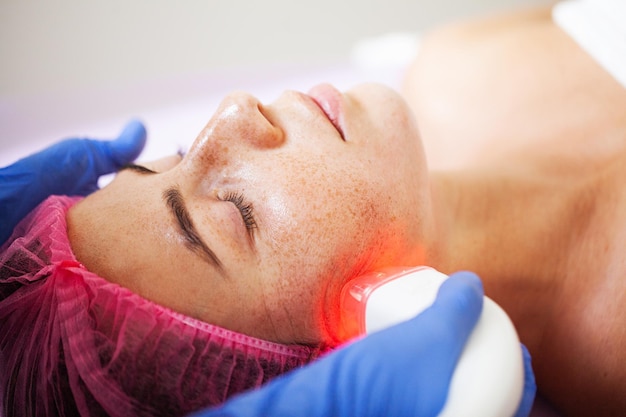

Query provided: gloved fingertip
[109,119,147,164]
[432,271,484,328]
[441,271,484,302]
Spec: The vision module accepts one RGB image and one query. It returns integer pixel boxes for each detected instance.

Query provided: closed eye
[123,162,256,245]
[221,191,257,235]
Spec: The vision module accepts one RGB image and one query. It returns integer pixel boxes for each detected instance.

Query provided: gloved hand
[0,120,146,245]
[191,272,536,417]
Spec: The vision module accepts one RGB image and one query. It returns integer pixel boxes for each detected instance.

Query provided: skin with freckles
[66,7,626,415]
[68,84,433,346]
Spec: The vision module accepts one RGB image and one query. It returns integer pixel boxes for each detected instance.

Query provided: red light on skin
[337,267,425,342]
[336,281,368,342]
[337,266,527,417]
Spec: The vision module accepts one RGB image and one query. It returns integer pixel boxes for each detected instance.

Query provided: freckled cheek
[257,192,328,277]
[269,169,388,262]
[259,167,386,268]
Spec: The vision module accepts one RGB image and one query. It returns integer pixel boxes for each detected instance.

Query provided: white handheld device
[338,266,525,417]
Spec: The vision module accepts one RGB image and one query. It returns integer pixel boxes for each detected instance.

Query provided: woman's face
[68,83,431,345]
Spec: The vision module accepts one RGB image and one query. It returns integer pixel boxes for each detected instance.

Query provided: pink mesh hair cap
[0,196,322,417]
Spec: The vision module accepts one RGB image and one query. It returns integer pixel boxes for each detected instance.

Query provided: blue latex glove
[0,120,146,245]
[191,272,536,417]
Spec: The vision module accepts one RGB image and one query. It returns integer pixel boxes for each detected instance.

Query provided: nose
[189,92,284,161]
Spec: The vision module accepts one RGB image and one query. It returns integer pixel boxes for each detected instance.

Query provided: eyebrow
[122,164,226,273]
[163,187,225,273]
[121,163,157,175]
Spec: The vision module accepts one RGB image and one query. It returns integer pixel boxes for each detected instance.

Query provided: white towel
[553,0,626,89]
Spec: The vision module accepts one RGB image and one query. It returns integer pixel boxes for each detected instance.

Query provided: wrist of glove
[0,120,146,245]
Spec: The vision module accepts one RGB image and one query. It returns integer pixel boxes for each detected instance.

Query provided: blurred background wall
[1,0,551,97]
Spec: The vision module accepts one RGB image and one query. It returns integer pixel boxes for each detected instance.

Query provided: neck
[425,164,580,348]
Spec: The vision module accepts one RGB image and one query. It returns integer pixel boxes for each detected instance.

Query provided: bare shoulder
[404,7,626,414]
[402,6,626,170]
[539,159,626,416]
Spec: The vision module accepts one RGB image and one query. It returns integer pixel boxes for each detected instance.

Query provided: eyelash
[222,192,257,233]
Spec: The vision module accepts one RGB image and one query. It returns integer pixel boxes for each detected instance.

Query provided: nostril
[253,102,286,148]
[189,91,286,158]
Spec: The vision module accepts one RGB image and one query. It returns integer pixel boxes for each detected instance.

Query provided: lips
[307,83,345,140]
